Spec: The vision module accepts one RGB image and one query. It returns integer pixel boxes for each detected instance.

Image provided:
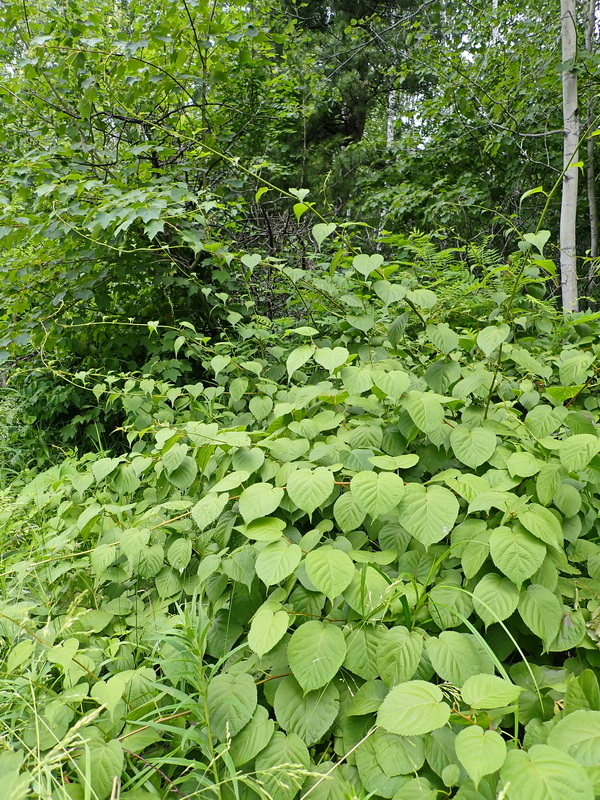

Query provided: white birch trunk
[560,0,580,312]
[586,0,598,293]
[386,90,396,151]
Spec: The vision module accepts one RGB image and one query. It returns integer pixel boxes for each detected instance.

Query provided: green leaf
[547,608,586,652]
[312,222,336,246]
[255,540,302,586]
[507,451,543,478]
[403,391,445,435]
[344,624,387,680]
[229,705,274,767]
[255,732,310,800]
[547,709,600,766]
[274,675,339,746]
[372,369,411,400]
[79,739,123,800]
[473,573,520,626]
[192,492,229,531]
[314,346,349,373]
[167,537,192,570]
[353,252,384,277]
[397,484,459,547]
[376,626,423,687]
[450,425,497,468]
[239,483,285,524]
[461,674,522,709]
[334,492,367,532]
[248,602,289,656]
[166,456,197,489]
[347,680,389,715]
[559,434,600,473]
[355,729,425,797]
[238,516,285,542]
[286,344,316,378]
[518,584,563,645]
[304,546,355,599]
[477,324,510,356]
[489,525,546,584]
[536,461,565,505]
[286,467,334,515]
[249,395,273,421]
[350,471,404,518]
[455,726,506,788]
[207,672,257,741]
[426,632,493,687]
[517,505,563,548]
[500,744,593,800]
[287,621,346,692]
[427,323,459,354]
[377,680,451,736]
[343,566,389,616]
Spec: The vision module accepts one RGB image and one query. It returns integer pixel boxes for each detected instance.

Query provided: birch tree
[560,0,580,312]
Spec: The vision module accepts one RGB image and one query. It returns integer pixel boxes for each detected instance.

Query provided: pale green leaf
[377,680,451,736]
[397,484,459,547]
[455,726,507,788]
[350,471,404,518]
[286,467,334,515]
[287,621,346,692]
[461,674,522,709]
[304,546,355,599]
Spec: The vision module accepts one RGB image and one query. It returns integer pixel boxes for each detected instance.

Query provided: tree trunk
[386,90,396,151]
[586,0,598,296]
[560,0,580,313]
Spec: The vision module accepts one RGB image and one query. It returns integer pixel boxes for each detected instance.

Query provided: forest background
[2,1,600,799]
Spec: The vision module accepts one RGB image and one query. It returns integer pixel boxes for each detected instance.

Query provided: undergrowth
[2,225,600,800]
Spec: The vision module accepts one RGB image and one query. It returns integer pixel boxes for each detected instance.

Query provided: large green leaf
[455,726,506,788]
[376,626,423,687]
[372,369,411,401]
[499,745,593,800]
[238,483,284,524]
[461,674,522,709]
[350,471,405,518]
[472,573,520,626]
[334,492,367,532]
[518,584,563,645]
[344,624,387,680]
[517,505,563,548]
[248,601,289,656]
[397,484,459,547]
[425,632,493,687]
[477,324,510,356]
[547,709,600,766]
[356,728,425,797]
[255,540,302,586]
[78,740,124,800]
[343,566,389,616]
[403,391,445,435]
[489,525,546,584]
[207,672,257,741]
[286,467,334,515]
[254,732,310,800]
[377,681,451,736]
[450,426,497,468]
[559,434,600,473]
[305,546,355,599]
[274,675,339,746]
[228,705,275,767]
[287,621,346,692]
[314,346,349,373]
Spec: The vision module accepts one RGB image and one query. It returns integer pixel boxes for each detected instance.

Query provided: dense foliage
[2,1,600,799]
